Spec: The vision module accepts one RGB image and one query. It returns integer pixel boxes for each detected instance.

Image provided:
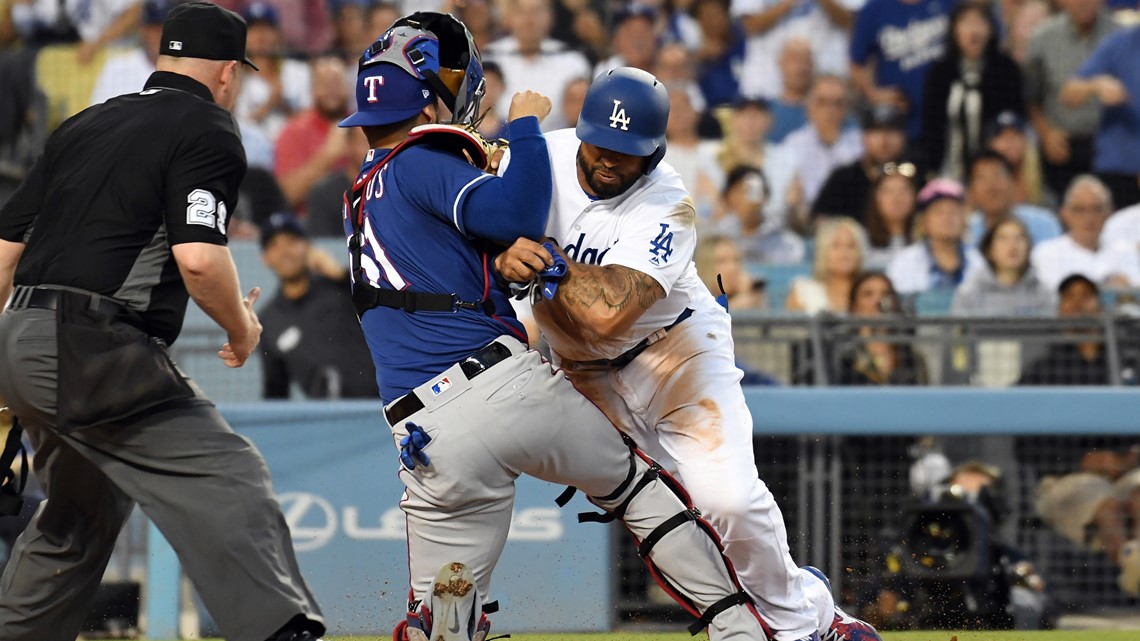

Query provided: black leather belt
[384,340,515,425]
[577,308,694,369]
[7,285,129,318]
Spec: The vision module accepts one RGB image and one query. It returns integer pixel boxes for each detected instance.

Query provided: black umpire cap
[160,1,260,70]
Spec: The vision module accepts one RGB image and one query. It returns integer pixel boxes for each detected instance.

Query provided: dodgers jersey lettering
[541,128,722,362]
[346,145,526,403]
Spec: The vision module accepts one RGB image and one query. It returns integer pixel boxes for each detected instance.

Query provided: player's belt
[576,308,694,370]
[7,285,130,319]
[384,340,514,425]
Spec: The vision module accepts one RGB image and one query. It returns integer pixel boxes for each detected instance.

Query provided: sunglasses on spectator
[813,96,846,107]
[880,162,917,178]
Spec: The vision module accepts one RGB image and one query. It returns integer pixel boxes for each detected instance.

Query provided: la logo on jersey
[649,223,673,266]
[609,100,630,131]
[430,377,452,396]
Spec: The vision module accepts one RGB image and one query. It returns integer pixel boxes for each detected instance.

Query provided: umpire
[0,3,324,641]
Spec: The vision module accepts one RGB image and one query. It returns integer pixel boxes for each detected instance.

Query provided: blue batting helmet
[340,12,484,128]
[575,67,669,174]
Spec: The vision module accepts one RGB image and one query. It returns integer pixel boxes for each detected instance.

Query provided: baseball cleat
[802,566,883,641]
[430,561,484,641]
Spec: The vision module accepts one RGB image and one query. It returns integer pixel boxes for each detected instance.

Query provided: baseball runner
[495,68,884,641]
[340,13,778,641]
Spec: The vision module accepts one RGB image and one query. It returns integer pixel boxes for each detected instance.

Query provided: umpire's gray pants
[0,308,323,641]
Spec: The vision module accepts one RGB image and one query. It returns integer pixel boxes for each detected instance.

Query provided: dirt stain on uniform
[688,398,724,452]
[669,197,697,226]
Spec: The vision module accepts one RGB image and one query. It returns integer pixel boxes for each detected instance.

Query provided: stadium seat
[34,45,126,129]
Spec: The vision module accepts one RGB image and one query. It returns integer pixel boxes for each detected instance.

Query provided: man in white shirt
[1032,175,1140,290]
[593,6,657,77]
[1103,202,1140,253]
[777,74,863,209]
[482,0,590,131]
[88,0,164,106]
[731,0,862,99]
[233,2,312,143]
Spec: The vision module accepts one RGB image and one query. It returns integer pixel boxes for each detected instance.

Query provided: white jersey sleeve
[600,193,698,297]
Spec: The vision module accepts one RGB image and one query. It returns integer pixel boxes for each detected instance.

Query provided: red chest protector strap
[346,128,495,317]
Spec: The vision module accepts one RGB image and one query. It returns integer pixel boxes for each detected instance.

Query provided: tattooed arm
[544,248,665,341]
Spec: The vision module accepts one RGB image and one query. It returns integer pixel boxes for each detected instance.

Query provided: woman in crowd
[887,179,985,295]
[921,0,1025,182]
[864,162,919,270]
[836,271,929,385]
[951,216,1056,316]
[694,234,766,311]
[785,217,866,314]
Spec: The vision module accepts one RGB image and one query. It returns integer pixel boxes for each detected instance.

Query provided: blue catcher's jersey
[345,144,526,403]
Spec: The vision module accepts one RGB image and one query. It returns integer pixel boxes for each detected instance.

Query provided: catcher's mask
[339,11,485,128]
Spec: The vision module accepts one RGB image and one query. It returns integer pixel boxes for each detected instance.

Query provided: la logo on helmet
[609,99,630,131]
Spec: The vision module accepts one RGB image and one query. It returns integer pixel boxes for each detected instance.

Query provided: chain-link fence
[729,311,1140,388]
[613,433,1140,630]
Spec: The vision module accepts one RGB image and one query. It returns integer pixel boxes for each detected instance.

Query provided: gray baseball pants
[387,336,769,640]
[0,307,323,641]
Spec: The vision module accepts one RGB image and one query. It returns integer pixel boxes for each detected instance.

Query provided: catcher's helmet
[340,12,484,128]
[575,67,669,174]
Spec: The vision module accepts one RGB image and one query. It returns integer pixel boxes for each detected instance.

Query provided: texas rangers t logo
[609,100,630,131]
[364,76,385,103]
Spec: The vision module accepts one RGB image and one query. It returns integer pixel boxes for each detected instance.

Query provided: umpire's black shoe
[266,632,323,641]
[265,615,326,641]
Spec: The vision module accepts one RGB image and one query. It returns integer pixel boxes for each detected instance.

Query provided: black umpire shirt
[0,71,244,344]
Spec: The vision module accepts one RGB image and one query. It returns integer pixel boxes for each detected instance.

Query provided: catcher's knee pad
[577,450,773,639]
[393,562,495,641]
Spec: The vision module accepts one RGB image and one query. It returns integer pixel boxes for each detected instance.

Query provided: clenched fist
[508,91,552,124]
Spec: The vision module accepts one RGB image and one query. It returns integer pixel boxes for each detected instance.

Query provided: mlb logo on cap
[430,377,452,396]
[169,40,182,50]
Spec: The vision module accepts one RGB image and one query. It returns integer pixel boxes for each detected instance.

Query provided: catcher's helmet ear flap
[340,11,485,128]
[575,67,670,175]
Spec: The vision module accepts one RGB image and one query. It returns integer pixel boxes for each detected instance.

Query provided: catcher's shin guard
[393,562,494,641]
[582,449,772,641]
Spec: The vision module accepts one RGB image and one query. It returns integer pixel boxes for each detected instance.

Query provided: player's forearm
[549,262,660,340]
[463,116,551,242]
[0,239,25,306]
[172,242,252,341]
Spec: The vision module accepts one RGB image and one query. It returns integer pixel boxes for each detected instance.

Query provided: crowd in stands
[2,0,1140,395]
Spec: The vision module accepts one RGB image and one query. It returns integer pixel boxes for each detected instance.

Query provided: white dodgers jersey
[539,128,722,362]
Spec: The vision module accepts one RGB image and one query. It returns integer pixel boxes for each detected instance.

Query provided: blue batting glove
[537,242,568,300]
[399,422,432,470]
